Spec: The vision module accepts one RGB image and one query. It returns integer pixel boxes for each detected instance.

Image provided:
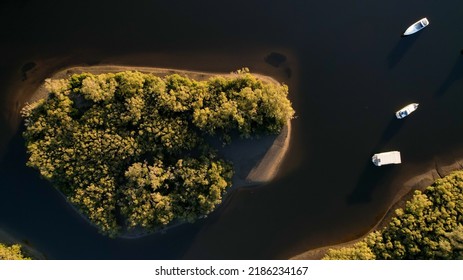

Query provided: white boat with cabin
[372,151,401,166]
[396,103,419,119]
[403,18,429,36]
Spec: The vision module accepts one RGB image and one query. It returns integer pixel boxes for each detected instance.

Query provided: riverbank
[27,65,293,238]
[290,159,463,260]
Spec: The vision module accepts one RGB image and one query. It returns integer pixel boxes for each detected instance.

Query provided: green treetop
[0,243,30,260]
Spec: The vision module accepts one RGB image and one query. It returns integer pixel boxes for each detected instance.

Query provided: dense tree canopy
[22,70,294,236]
[323,171,463,260]
[0,243,30,260]
[322,242,375,260]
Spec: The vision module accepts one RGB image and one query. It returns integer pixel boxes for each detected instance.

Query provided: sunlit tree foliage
[323,171,463,260]
[22,70,294,235]
[0,243,30,260]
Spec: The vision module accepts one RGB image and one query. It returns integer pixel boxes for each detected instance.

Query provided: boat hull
[395,103,419,119]
[403,18,429,36]
[372,151,401,166]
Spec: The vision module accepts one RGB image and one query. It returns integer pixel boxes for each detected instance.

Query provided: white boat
[403,18,429,36]
[372,151,401,166]
[395,103,419,119]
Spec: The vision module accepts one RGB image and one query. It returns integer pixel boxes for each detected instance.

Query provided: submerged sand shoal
[28,65,293,238]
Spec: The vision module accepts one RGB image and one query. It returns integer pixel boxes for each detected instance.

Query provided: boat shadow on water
[347,160,397,204]
[376,116,406,145]
[433,56,463,98]
[347,117,405,204]
[387,33,421,69]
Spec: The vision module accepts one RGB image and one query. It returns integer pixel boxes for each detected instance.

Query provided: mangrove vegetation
[0,243,30,260]
[323,170,463,260]
[21,69,294,236]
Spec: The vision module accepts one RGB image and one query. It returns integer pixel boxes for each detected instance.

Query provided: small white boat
[372,151,401,166]
[395,103,419,119]
[403,18,429,36]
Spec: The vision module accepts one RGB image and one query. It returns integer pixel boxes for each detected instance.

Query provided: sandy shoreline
[1,48,298,158]
[290,159,463,260]
[26,64,293,238]
[29,65,281,102]
[33,64,291,184]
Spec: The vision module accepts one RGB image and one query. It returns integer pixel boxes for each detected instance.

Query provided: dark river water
[1,0,463,259]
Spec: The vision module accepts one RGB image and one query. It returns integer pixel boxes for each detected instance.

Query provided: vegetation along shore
[0,243,30,260]
[0,229,46,260]
[292,169,463,260]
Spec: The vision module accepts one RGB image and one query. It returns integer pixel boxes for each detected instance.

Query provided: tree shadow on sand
[387,34,421,69]
[208,132,279,188]
[347,117,405,204]
[433,55,463,98]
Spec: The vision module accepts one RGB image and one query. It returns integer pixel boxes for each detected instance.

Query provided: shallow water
[1,0,463,259]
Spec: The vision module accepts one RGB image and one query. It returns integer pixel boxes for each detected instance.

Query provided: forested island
[21,68,294,236]
[323,171,463,260]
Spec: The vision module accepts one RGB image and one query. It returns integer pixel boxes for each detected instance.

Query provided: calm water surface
[1,0,463,259]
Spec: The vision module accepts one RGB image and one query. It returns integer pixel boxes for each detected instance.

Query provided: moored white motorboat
[403,18,429,36]
[372,151,401,166]
[395,103,419,119]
